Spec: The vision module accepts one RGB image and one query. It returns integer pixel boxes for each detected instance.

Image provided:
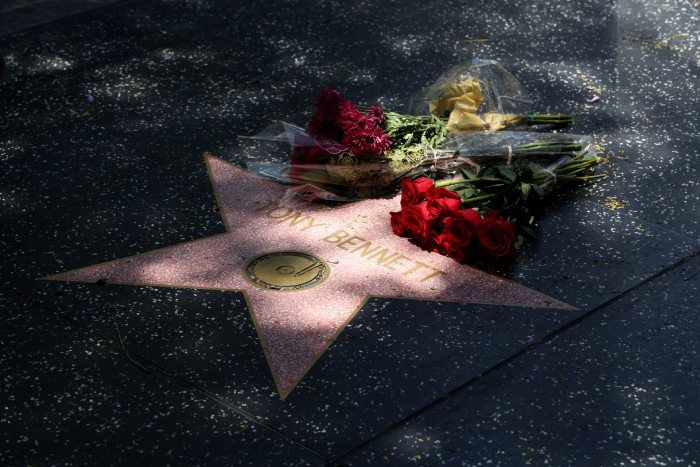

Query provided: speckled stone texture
[0,0,128,36]
[0,291,320,465]
[342,256,700,466]
[0,0,698,464]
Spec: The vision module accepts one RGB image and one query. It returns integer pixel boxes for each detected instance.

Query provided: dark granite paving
[341,256,700,466]
[1,0,698,464]
[0,290,321,465]
[0,0,127,36]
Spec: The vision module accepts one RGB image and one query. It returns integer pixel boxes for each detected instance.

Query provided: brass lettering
[262,206,445,284]
[383,254,411,271]
[403,260,430,277]
[336,235,366,251]
[322,228,350,243]
[284,211,309,227]
[420,268,446,282]
[301,217,327,231]
[366,247,397,266]
[351,241,382,258]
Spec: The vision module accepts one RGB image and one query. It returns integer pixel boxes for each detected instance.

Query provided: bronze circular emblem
[243,252,330,291]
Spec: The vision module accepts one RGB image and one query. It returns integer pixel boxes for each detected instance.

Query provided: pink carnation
[366,104,386,126]
[307,88,393,157]
[337,100,364,132]
[342,117,392,157]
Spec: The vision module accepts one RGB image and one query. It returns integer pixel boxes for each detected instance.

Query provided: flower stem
[435,178,480,188]
[460,192,501,204]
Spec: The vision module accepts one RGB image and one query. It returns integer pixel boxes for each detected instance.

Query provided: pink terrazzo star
[45,154,573,398]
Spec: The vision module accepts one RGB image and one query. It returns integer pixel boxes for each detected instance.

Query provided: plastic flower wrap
[408,59,532,115]
[244,124,595,203]
[240,60,605,268]
[244,121,467,202]
[243,60,575,202]
[448,131,596,167]
[408,59,571,131]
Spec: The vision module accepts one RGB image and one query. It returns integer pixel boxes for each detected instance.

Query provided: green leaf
[458,188,476,199]
[497,166,517,182]
[521,183,532,200]
[459,167,477,179]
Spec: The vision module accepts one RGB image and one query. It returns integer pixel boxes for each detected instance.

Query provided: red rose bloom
[455,208,482,225]
[424,227,442,253]
[475,216,517,266]
[389,211,408,237]
[426,196,462,220]
[400,177,434,206]
[426,186,462,201]
[444,215,476,245]
[402,201,437,242]
[434,233,468,262]
[435,214,477,262]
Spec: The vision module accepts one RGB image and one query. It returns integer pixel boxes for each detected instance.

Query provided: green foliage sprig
[435,153,605,237]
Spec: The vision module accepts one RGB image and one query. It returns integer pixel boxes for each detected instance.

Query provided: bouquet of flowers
[391,149,603,268]
[244,59,604,269]
[245,60,574,201]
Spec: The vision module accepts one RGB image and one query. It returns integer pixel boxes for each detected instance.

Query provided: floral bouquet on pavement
[244,59,604,269]
[245,59,575,202]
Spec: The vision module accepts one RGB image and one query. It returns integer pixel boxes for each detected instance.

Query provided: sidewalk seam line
[332,247,700,463]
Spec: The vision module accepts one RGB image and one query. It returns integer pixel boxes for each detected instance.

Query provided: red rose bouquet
[391,177,518,267]
[391,149,604,268]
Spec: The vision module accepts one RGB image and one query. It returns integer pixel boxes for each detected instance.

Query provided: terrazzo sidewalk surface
[1,0,698,465]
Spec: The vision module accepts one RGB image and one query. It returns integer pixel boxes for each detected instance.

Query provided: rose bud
[389,211,409,237]
[426,196,462,220]
[400,177,434,206]
[425,186,462,201]
[475,216,518,266]
[402,201,437,242]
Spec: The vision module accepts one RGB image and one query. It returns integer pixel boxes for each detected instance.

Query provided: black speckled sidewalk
[1,0,698,465]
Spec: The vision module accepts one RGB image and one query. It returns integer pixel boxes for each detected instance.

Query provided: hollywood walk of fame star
[45,154,573,399]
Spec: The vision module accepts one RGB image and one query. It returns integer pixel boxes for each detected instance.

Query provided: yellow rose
[446,112,521,132]
[429,77,522,131]
[428,77,483,118]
